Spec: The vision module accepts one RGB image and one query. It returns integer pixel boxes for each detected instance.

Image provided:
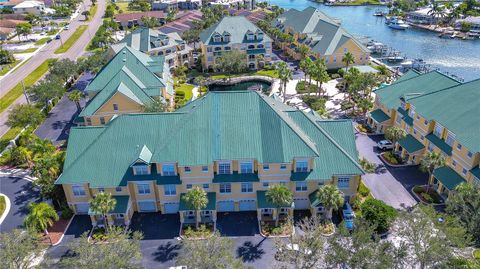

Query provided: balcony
[213,172,259,183]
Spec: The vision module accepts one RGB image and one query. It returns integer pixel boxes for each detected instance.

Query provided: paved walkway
[355,131,429,209]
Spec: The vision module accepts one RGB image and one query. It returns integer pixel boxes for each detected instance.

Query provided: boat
[387,18,409,30]
[373,9,384,17]
[367,42,387,54]
[386,55,405,63]
[400,58,427,71]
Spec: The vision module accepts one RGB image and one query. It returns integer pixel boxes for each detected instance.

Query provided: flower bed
[260,220,293,237]
[356,124,374,134]
[473,249,480,260]
[413,185,444,204]
[181,223,214,239]
[320,221,335,236]
[90,227,108,242]
[381,151,403,165]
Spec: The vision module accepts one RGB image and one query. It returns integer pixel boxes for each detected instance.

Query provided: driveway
[216,212,259,237]
[355,131,429,209]
[0,176,41,232]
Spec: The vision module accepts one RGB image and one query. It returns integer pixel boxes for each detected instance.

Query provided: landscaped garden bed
[413,185,445,204]
[260,219,293,237]
[380,151,404,166]
[473,249,480,260]
[296,81,318,94]
[355,124,374,134]
[90,227,108,243]
[319,220,335,236]
[180,223,215,239]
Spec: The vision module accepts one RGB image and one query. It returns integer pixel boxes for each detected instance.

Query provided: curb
[51,215,75,246]
[0,193,11,225]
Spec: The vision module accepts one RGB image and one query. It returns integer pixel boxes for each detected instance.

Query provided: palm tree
[317,184,344,221]
[68,90,82,111]
[312,59,330,97]
[421,151,446,191]
[89,192,117,232]
[18,146,34,168]
[297,44,310,59]
[384,126,407,150]
[342,52,355,73]
[266,184,293,227]
[24,202,59,234]
[275,61,293,102]
[299,57,312,82]
[182,187,208,229]
[82,10,90,21]
[428,2,446,27]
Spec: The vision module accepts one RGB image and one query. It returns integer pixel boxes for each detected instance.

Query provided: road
[0,0,106,137]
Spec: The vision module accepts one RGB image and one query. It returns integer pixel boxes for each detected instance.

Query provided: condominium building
[57,90,363,227]
[272,7,370,69]
[110,27,194,70]
[199,16,273,71]
[367,70,480,198]
[78,46,174,126]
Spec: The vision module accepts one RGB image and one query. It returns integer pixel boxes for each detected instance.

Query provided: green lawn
[15,47,38,54]
[115,2,133,13]
[175,83,194,101]
[0,59,55,113]
[87,4,98,21]
[0,196,5,217]
[54,25,88,54]
[0,61,20,76]
[0,127,22,152]
[35,37,51,45]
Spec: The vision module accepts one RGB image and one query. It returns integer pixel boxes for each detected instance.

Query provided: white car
[276,244,312,258]
[64,25,70,30]
[377,140,394,150]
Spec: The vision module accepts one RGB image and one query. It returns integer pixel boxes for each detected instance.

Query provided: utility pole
[22,80,30,104]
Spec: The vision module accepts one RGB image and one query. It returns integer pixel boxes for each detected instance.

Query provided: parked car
[55,35,61,40]
[342,203,355,230]
[64,25,69,30]
[275,243,312,260]
[376,140,394,150]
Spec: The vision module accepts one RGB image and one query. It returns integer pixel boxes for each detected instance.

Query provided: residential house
[406,7,451,25]
[199,16,273,71]
[0,27,15,40]
[152,0,202,11]
[455,16,480,33]
[77,46,174,126]
[367,70,480,198]
[158,10,202,35]
[56,90,364,227]
[110,27,194,70]
[114,11,166,29]
[12,0,53,15]
[272,7,370,69]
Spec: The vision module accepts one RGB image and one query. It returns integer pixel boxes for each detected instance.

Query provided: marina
[262,0,480,81]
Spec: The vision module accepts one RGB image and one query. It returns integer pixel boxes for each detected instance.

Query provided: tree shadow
[153,241,182,263]
[236,238,266,263]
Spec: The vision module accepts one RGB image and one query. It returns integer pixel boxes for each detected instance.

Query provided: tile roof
[200,16,272,45]
[57,91,362,187]
[432,166,466,190]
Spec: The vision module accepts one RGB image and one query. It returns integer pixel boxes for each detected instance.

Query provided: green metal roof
[57,91,362,187]
[88,195,129,214]
[398,134,425,153]
[369,109,390,123]
[308,190,320,207]
[114,27,185,53]
[200,16,272,45]
[470,166,480,181]
[426,133,452,156]
[393,69,421,84]
[432,166,466,190]
[179,192,216,211]
[212,172,259,183]
[403,114,413,126]
[257,190,293,209]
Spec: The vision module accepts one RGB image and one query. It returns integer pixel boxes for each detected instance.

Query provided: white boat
[388,18,409,30]
[400,58,426,71]
[373,9,384,16]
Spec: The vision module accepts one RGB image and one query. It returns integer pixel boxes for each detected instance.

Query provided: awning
[369,109,390,123]
[308,190,321,207]
[89,195,129,215]
[403,115,413,126]
[432,166,466,190]
[426,133,452,156]
[257,191,293,209]
[213,172,259,183]
[290,172,311,181]
[398,134,425,153]
[246,48,266,55]
[470,166,480,181]
[179,192,216,211]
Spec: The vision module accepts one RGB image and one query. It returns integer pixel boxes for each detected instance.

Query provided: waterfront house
[455,16,480,33]
[406,7,451,25]
[152,0,202,11]
[272,7,370,69]
[367,70,480,198]
[110,27,194,70]
[56,90,363,227]
[12,0,53,15]
[199,16,273,71]
[77,46,174,126]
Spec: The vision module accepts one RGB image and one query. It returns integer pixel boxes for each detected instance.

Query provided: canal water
[264,0,480,81]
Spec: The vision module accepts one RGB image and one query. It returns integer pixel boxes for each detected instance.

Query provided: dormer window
[246,30,254,41]
[213,33,221,43]
[408,105,415,117]
[256,32,263,40]
[223,32,230,42]
[133,165,149,175]
[295,160,309,172]
[400,101,406,110]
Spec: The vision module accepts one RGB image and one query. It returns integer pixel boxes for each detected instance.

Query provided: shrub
[358,180,371,197]
[359,158,376,173]
[413,185,423,193]
[360,198,398,234]
[301,95,326,111]
[474,250,480,260]
[296,81,317,94]
[421,193,434,203]
[337,69,345,77]
[330,73,341,79]
[61,205,74,219]
[383,151,401,165]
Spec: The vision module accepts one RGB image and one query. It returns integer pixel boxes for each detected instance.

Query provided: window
[184,166,191,173]
[113,103,118,111]
[162,164,175,176]
[72,185,86,196]
[186,184,192,190]
[240,162,253,174]
[434,124,443,138]
[218,162,231,174]
[396,115,402,124]
[134,165,149,175]
[137,183,151,194]
[337,176,350,189]
[452,160,457,167]
[223,35,230,42]
[224,46,231,51]
[408,107,415,118]
[416,115,420,120]
[263,164,269,170]
[203,183,209,189]
[219,183,231,193]
[247,33,254,41]
[164,184,176,196]
[115,187,122,192]
[263,182,269,188]
[241,182,253,193]
[256,33,263,40]
[248,54,256,60]
[413,129,417,135]
[100,117,105,125]
[446,132,455,147]
[98,188,104,193]
[457,144,462,150]
[333,56,336,63]
[280,164,287,170]
[207,47,212,52]
[424,119,428,125]
[343,47,347,53]
[420,135,424,141]
[248,44,255,49]
[428,143,435,152]
[295,160,308,172]
[295,182,307,192]
[400,101,406,110]
[257,44,264,48]
[202,166,209,172]
[462,168,467,176]
[467,151,473,159]
[318,181,324,186]
[213,35,221,42]
[214,46,222,51]
[86,117,92,126]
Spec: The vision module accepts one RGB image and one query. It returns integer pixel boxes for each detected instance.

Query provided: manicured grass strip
[0,127,22,152]
[54,25,88,54]
[15,47,38,54]
[0,196,5,217]
[0,60,20,76]
[87,4,98,22]
[0,59,55,113]
[176,83,194,100]
[35,37,51,45]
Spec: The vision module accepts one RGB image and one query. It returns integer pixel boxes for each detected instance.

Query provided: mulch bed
[41,218,70,245]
